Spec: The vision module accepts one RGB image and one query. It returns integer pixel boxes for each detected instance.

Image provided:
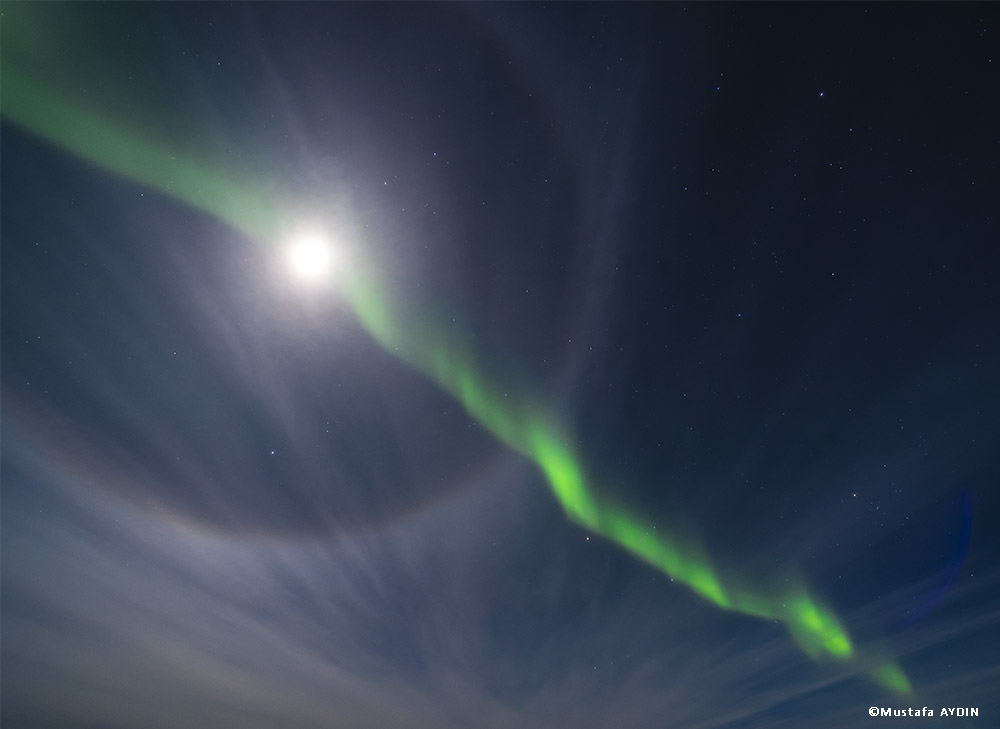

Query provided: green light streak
[340,265,909,692]
[873,662,913,694]
[2,12,911,693]
[2,4,277,239]
[2,65,275,240]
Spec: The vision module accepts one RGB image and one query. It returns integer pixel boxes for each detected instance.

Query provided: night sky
[2,3,998,728]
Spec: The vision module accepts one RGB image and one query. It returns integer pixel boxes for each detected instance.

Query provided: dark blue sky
[2,4,997,727]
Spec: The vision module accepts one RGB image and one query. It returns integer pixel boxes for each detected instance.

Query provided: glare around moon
[288,235,332,281]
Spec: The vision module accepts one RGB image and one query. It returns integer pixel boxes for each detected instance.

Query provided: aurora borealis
[3,3,997,728]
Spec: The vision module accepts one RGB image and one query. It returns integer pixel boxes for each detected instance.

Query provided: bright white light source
[288,235,332,281]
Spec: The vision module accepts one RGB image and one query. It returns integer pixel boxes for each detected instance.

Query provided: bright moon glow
[288,235,332,281]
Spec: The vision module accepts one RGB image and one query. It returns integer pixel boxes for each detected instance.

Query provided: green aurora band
[1,11,910,694]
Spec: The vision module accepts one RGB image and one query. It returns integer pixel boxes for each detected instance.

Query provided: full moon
[287,234,333,282]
